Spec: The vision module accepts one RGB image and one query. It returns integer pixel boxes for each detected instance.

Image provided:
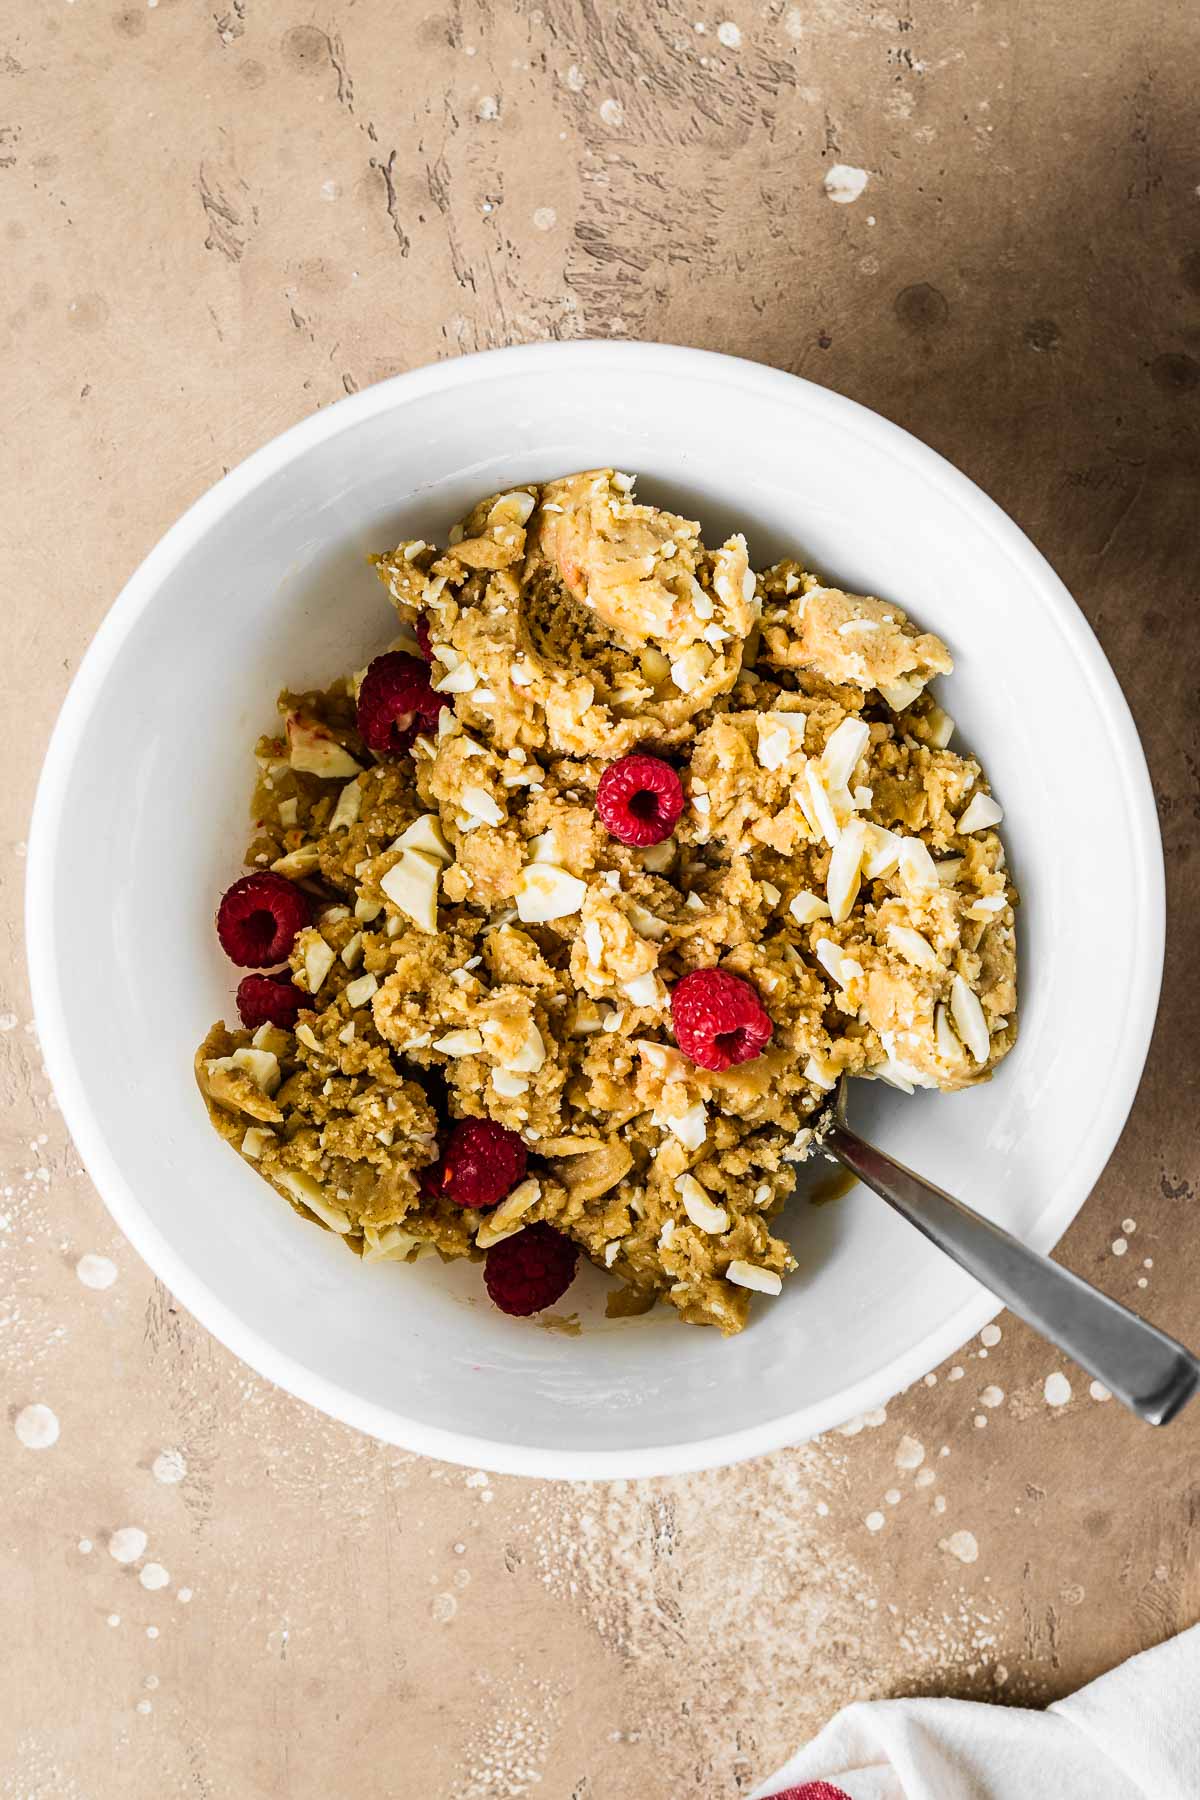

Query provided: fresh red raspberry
[415,615,432,661]
[356,651,446,758]
[236,974,306,1031]
[439,1118,528,1210]
[484,1222,579,1317]
[595,753,684,846]
[216,873,312,968]
[670,968,773,1071]
[770,1786,854,1800]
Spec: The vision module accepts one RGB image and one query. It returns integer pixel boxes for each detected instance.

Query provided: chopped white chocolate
[950,973,991,1064]
[675,1173,729,1235]
[726,1260,782,1296]
[957,791,1004,834]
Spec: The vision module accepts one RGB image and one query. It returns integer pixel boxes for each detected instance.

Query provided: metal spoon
[819,1078,1200,1426]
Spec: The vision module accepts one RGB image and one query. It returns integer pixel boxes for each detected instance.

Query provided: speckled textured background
[3,1,1199,1793]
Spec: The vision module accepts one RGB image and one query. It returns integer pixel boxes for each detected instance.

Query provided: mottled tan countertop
[3,0,1199,1793]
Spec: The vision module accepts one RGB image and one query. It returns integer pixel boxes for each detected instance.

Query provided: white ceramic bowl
[27,343,1164,1478]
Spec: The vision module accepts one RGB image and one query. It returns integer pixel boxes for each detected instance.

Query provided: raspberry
[670,968,773,1071]
[484,1222,579,1317]
[355,651,446,758]
[439,1118,528,1210]
[415,615,433,662]
[595,753,684,847]
[216,873,312,968]
[236,974,306,1031]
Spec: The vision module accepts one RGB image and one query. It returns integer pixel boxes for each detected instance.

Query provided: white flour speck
[152,1448,187,1485]
[915,1468,936,1489]
[476,95,499,121]
[783,6,803,38]
[1144,1258,1154,1269]
[933,1494,947,1514]
[980,1324,1002,1347]
[974,1415,988,1429]
[464,1470,489,1489]
[1044,1372,1072,1407]
[599,97,624,128]
[532,206,557,231]
[109,1527,148,1565]
[823,163,870,204]
[15,1403,60,1449]
[0,1013,17,1032]
[431,1592,457,1622]
[176,1587,193,1603]
[884,1489,901,1506]
[1112,1237,1128,1256]
[76,1253,118,1290]
[895,1435,925,1470]
[565,63,585,91]
[78,1539,92,1554]
[1089,1380,1112,1402]
[146,1625,159,1639]
[815,1499,829,1516]
[948,1366,964,1382]
[717,21,742,48]
[862,1407,888,1428]
[940,1529,979,1564]
[320,179,341,201]
[107,1614,121,1628]
[1121,1218,1136,1234]
[136,1700,152,1715]
[980,1385,1005,1408]
[139,1562,169,1591]
[865,1511,885,1532]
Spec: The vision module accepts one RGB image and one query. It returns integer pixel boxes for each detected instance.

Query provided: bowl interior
[29,348,1162,1475]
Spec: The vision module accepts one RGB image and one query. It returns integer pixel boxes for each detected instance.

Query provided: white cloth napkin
[753,1623,1200,1800]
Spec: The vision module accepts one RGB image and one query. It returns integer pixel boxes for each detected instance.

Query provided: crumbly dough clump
[196,470,1017,1334]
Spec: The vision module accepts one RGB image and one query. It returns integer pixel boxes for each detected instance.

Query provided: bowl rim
[26,339,1165,1479]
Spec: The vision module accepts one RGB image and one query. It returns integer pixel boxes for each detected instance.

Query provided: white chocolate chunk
[675,1173,729,1235]
[887,925,938,969]
[515,864,587,923]
[950,974,991,1064]
[819,717,870,792]
[726,1260,782,1296]
[432,1028,484,1057]
[380,849,441,934]
[957,791,1004,834]
[459,784,504,829]
[622,971,661,1009]
[651,1099,708,1151]
[344,971,379,1008]
[303,936,336,995]
[826,817,867,924]
[271,844,320,879]
[862,824,903,880]
[789,890,833,926]
[395,813,452,862]
[756,712,808,771]
[286,714,363,779]
[276,1169,352,1232]
[329,780,362,831]
[897,836,940,894]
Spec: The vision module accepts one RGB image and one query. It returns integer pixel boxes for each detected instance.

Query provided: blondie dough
[196,472,1016,1333]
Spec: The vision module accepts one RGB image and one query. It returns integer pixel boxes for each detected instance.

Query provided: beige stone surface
[3,0,1199,1793]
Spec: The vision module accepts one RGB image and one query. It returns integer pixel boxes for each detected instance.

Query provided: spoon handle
[825,1121,1200,1427]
